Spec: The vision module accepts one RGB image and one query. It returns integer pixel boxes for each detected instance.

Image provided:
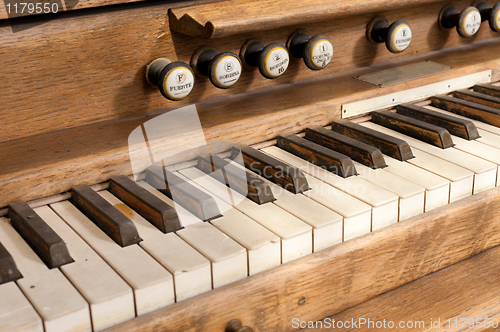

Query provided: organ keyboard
[3,0,500,331]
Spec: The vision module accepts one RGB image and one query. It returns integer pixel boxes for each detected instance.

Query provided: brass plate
[356,61,453,87]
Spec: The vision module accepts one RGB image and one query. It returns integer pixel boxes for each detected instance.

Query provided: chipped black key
[146,166,221,221]
[0,242,22,284]
[330,119,414,161]
[198,154,275,205]
[305,125,387,168]
[8,201,73,269]
[371,110,454,149]
[277,133,357,177]
[431,95,500,128]
[71,185,142,247]
[109,175,181,233]
[230,144,309,194]
[397,103,480,140]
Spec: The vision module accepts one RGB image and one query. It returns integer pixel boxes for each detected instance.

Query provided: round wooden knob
[439,5,481,37]
[473,1,500,32]
[191,47,242,89]
[367,17,412,54]
[286,29,333,70]
[240,39,289,79]
[146,58,195,101]
[225,319,254,332]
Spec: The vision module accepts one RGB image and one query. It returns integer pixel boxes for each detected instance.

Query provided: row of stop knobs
[147,1,500,101]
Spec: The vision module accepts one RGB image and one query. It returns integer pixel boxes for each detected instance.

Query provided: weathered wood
[330,119,414,161]
[473,83,500,98]
[197,154,275,205]
[230,145,309,194]
[71,184,142,247]
[276,134,357,178]
[431,94,500,128]
[305,125,387,168]
[146,166,221,221]
[8,201,73,268]
[102,185,500,332]
[0,242,22,284]
[396,102,480,140]
[455,88,500,109]
[109,175,181,233]
[371,110,455,149]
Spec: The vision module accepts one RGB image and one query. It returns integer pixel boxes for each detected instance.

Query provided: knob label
[264,47,289,78]
[462,10,481,36]
[213,55,242,88]
[310,39,333,68]
[391,24,412,52]
[495,8,500,31]
[164,67,195,100]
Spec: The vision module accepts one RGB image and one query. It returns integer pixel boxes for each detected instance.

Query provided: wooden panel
[102,185,500,332]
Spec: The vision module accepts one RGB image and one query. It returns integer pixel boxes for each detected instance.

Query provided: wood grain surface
[101,184,500,332]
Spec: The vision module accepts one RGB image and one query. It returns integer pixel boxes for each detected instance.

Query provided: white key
[97,190,212,302]
[263,146,399,231]
[352,161,425,221]
[362,122,495,194]
[50,201,174,316]
[383,156,450,211]
[34,206,135,331]
[178,167,313,263]
[223,158,343,251]
[176,222,247,288]
[0,217,91,332]
[0,282,43,332]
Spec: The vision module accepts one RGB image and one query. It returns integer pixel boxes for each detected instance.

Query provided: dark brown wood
[197,154,275,205]
[71,185,142,247]
[102,185,500,332]
[330,119,414,161]
[146,166,221,221]
[310,244,500,332]
[305,125,387,169]
[371,110,455,149]
[7,201,73,269]
[455,88,500,109]
[0,242,22,285]
[109,175,181,233]
[431,94,500,128]
[473,83,500,99]
[230,145,309,194]
[396,102,480,140]
[276,134,357,178]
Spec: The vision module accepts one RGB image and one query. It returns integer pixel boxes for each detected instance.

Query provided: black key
[473,83,500,99]
[230,144,309,194]
[8,201,73,269]
[454,89,500,109]
[109,175,181,234]
[371,110,454,149]
[146,166,221,221]
[0,242,22,285]
[276,133,357,178]
[71,185,142,247]
[198,154,275,205]
[330,119,414,161]
[397,103,480,140]
[305,125,387,168]
[431,94,500,128]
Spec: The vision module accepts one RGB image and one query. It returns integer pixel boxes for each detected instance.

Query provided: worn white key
[0,217,91,332]
[224,158,343,251]
[476,129,500,149]
[34,206,135,331]
[0,282,43,332]
[97,191,212,302]
[50,201,174,316]
[178,167,312,263]
[362,122,495,194]
[352,161,425,221]
[383,156,450,211]
[177,222,247,288]
[263,146,399,231]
